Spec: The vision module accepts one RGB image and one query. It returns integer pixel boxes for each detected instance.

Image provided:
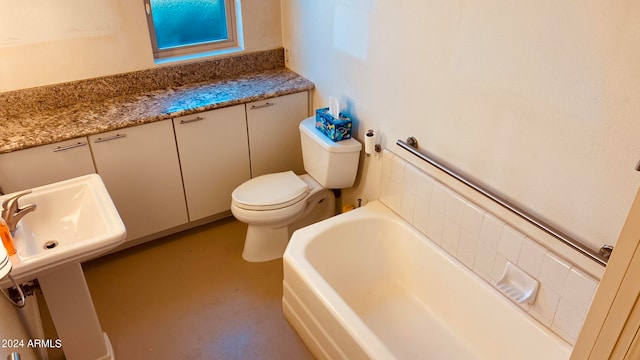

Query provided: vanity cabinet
[246,92,308,177]
[89,120,188,241]
[0,91,309,243]
[0,137,95,193]
[173,105,251,221]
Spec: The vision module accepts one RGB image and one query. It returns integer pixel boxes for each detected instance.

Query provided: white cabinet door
[246,92,309,177]
[174,105,251,221]
[89,120,188,241]
[0,137,95,193]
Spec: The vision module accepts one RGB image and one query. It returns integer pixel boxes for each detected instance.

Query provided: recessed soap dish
[496,262,539,305]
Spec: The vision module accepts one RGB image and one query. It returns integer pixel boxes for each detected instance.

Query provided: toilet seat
[232,171,310,211]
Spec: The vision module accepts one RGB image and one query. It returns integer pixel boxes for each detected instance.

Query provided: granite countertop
[0,67,314,154]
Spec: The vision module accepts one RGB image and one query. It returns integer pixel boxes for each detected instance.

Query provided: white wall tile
[400,194,416,223]
[539,253,571,294]
[390,154,407,182]
[457,229,479,269]
[474,244,497,280]
[562,267,598,311]
[552,297,587,345]
[426,207,446,245]
[403,164,421,191]
[445,193,466,225]
[430,183,450,214]
[478,213,504,250]
[491,254,508,283]
[379,176,402,213]
[497,225,525,263]
[412,197,430,235]
[517,238,548,277]
[400,165,421,221]
[412,179,433,234]
[378,150,600,346]
[442,219,461,256]
[529,286,561,327]
[381,150,394,178]
[462,201,485,233]
[417,176,435,200]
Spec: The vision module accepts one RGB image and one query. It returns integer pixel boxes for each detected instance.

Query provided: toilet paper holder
[365,129,381,155]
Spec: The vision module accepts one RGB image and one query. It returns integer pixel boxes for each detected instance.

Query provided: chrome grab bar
[396,138,610,266]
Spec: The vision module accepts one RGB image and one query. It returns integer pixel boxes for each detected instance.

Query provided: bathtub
[282,200,572,360]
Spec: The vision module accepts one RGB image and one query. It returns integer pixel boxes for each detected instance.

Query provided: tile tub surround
[379,150,598,345]
[0,49,314,154]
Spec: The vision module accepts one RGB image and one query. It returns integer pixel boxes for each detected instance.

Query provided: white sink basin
[3,174,126,281]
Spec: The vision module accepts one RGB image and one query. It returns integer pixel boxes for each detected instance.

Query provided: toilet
[231,116,362,262]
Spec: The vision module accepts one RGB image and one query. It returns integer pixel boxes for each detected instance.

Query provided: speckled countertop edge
[0,67,314,155]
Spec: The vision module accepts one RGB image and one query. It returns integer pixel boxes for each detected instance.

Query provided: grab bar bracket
[406,136,418,149]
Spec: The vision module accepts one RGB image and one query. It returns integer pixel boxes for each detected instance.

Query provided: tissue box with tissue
[315,108,352,142]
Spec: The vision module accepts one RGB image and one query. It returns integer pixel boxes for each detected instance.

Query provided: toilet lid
[232,171,310,210]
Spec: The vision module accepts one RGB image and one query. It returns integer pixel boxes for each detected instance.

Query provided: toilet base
[240,188,335,262]
[242,225,289,262]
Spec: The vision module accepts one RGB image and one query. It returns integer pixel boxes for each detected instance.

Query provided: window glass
[146,0,237,59]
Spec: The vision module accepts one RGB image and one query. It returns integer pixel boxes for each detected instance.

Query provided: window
[144,0,238,59]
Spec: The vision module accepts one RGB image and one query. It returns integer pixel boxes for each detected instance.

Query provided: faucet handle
[2,189,32,205]
[2,190,32,216]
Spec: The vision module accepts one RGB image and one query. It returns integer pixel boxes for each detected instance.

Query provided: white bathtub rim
[286,201,473,359]
[286,202,398,359]
[284,200,573,359]
[283,262,393,360]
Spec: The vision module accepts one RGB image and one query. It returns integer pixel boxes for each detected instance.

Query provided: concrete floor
[76,218,314,360]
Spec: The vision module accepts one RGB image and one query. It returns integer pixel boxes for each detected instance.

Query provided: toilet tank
[299,117,362,189]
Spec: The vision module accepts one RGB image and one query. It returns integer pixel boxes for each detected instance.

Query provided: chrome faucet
[2,190,37,235]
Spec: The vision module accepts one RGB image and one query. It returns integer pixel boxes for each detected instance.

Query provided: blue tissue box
[315,108,352,142]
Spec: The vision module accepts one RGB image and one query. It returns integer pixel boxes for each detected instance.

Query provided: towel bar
[397,138,610,266]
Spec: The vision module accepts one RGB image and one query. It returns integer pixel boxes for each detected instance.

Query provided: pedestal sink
[0,174,126,360]
[6,174,126,281]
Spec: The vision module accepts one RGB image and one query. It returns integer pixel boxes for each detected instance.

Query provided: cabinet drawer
[0,137,95,193]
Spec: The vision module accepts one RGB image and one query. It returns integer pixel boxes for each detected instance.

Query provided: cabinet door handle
[179,116,205,124]
[52,142,88,152]
[94,134,127,143]
[250,102,275,110]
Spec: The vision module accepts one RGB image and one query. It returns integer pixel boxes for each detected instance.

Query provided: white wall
[0,0,283,91]
[0,0,636,261]
[281,0,640,253]
[0,0,283,347]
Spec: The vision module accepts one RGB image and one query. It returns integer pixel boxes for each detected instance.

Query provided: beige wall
[0,0,283,91]
[281,0,640,255]
[0,0,283,346]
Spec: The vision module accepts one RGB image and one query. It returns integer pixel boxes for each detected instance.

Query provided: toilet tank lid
[300,117,362,153]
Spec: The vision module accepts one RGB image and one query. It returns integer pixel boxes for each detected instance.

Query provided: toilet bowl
[231,116,361,262]
[232,171,311,226]
[231,173,334,262]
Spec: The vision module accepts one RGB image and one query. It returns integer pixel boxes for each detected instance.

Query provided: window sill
[154,46,245,66]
